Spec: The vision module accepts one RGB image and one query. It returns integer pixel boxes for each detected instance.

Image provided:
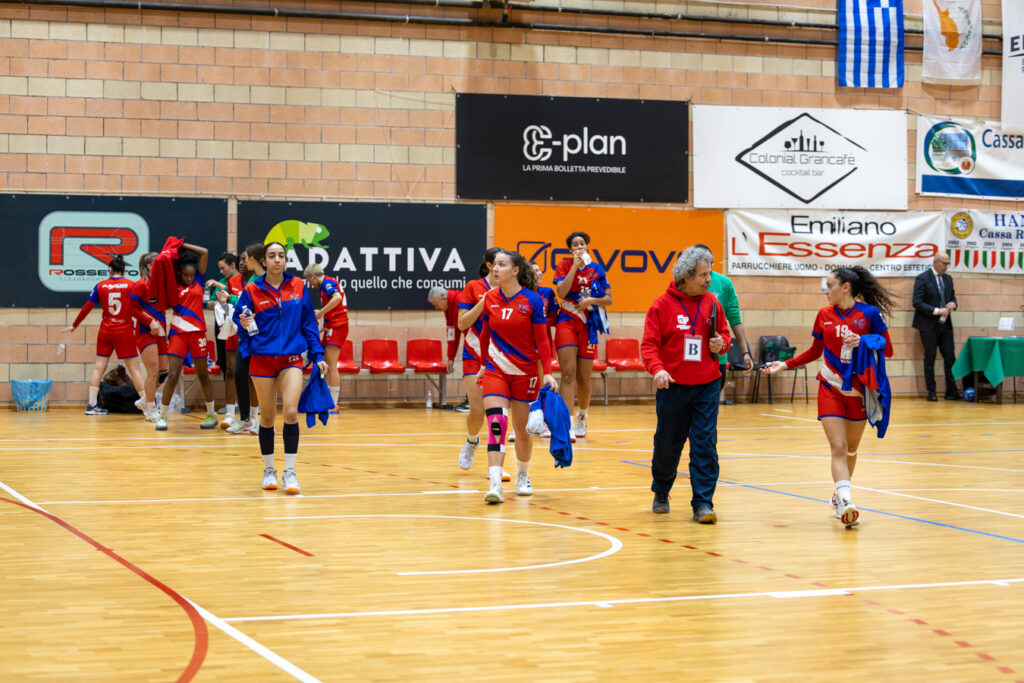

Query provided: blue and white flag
[837,0,905,88]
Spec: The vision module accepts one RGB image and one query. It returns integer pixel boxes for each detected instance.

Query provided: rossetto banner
[493,205,724,312]
[727,210,944,277]
[946,210,1024,274]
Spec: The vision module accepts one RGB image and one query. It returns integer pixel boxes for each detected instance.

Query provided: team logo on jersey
[855,318,866,330]
[676,314,691,330]
[38,212,148,292]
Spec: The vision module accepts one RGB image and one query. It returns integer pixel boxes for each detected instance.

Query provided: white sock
[285,453,297,470]
[330,385,340,404]
[835,480,852,502]
[250,406,259,422]
[578,409,588,419]
[206,401,215,416]
[488,465,503,482]
[262,452,274,468]
[225,404,235,420]
[517,459,530,475]
[88,386,99,406]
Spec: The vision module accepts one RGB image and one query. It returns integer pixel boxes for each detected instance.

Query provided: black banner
[236,201,486,310]
[456,93,688,203]
[2,194,227,307]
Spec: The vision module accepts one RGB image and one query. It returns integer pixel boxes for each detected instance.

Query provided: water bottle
[56,343,65,357]
[241,306,259,336]
[841,345,852,363]
[426,390,433,409]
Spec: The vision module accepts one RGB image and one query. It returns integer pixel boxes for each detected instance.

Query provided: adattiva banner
[693,105,907,209]
[946,209,1024,274]
[236,201,486,310]
[2,194,226,308]
[456,93,688,203]
[916,115,1024,200]
[727,210,943,277]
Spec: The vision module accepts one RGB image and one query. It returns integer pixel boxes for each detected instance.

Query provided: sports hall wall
[0,0,1021,405]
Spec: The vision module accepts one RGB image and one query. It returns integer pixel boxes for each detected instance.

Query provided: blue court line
[621,460,1024,545]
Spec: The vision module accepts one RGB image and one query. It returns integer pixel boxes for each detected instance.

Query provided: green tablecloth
[951,336,1024,386]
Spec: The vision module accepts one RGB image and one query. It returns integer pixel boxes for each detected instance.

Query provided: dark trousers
[651,380,720,511]
[919,324,959,395]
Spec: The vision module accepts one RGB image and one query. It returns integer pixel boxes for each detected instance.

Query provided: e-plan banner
[455,93,688,203]
[693,106,907,209]
[916,115,1024,200]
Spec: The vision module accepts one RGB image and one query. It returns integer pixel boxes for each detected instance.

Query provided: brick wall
[0,0,1021,405]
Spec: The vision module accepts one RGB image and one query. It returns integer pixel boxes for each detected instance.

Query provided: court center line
[760,413,819,422]
[262,514,623,576]
[221,576,1024,623]
[853,486,1024,520]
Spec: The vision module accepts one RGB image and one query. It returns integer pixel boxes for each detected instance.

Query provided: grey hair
[672,246,713,285]
[427,286,447,302]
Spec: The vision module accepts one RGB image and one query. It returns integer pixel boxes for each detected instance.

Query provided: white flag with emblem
[1003,0,1024,133]
[923,0,981,84]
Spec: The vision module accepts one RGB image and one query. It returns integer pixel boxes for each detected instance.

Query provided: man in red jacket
[641,246,731,522]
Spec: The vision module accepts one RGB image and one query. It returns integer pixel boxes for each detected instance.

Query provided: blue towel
[584,279,611,344]
[530,386,573,467]
[841,334,891,438]
[298,365,333,428]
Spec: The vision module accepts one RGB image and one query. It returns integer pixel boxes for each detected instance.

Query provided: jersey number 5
[109,291,122,315]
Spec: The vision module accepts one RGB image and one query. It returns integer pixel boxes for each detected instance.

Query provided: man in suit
[912,253,966,401]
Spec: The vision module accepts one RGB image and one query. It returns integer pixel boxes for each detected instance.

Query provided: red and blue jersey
[787,303,892,393]
[130,277,165,334]
[552,258,610,324]
[170,279,207,335]
[232,272,324,363]
[443,288,463,362]
[319,275,349,327]
[458,278,492,362]
[537,285,559,328]
[479,287,552,376]
[72,277,134,333]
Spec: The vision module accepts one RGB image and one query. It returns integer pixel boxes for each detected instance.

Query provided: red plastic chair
[407,339,447,373]
[606,338,645,371]
[337,339,360,375]
[361,339,406,374]
[183,352,221,376]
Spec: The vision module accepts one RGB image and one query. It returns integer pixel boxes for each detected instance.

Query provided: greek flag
[837,0,905,88]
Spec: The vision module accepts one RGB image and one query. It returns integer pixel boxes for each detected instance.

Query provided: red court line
[1,497,208,682]
[259,533,314,557]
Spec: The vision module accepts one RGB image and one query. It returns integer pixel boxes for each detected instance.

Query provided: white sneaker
[226,418,254,435]
[85,404,108,415]
[282,468,300,495]
[134,397,146,413]
[837,498,860,527]
[219,416,234,430]
[540,427,551,438]
[515,472,533,496]
[508,430,516,443]
[458,438,479,470]
[145,407,160,422]
[483,469,512,482]
[574,413,588,438]
[484,475,504,504]
[155,414,168,430]
[570,429,577,443]
[830,492,841,519]
[245,420,259,435]
[262,467,278,490]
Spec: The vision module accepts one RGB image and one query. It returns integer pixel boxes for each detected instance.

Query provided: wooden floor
[2,398,1024,682]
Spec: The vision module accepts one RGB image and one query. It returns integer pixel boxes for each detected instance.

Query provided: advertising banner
[946,209,1024,273]
[923,0,982,85]
[456,93,688,203]
[1,194,226,308]
[727,210,944,277]
[1003,0,1024,133]
[236,201,486,310]
[916,115,1024,200]
[693,106,907,209]
[493,204,724,312]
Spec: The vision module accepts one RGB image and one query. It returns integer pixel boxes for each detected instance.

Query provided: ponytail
[108,255,126,275]
[833,265,896,319]
[502,250,539,292]
[478,246,502,278]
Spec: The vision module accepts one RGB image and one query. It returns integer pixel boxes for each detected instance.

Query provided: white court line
[222,576,1024,623]
[186,599,321,682]
[39,485,651,506]
[760,413,819,422]
[262,514,623,576]
[0,480,49,513]
[888,488,1024,492]
[855,485,1024,520]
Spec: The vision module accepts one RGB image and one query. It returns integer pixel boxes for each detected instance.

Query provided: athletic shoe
[155,415,168,431]
[134,397,146,413]
[329,409,339,415]
[837,499,860,527]
[84,404,108,416]
[570,429,577,443]
[200,412,218,429]
[219,418,232,430]
[652,491,670,514]
[508,430,516,443]
[454,400,471,413]
[830,492,841,519]
[261,467,278,490]
[693,505,717,524]
[458,438,479,470]
[482,469,512,482]
[226,419,254,435]
[574,413,588,438]
[484,475,504,504]
[245,420,259,435]
[145,407,160,423]
[515,472,533,496]
[282,468,301,495]
[540,427,551,438]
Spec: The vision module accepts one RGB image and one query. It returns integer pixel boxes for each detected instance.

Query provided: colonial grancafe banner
[1,194,226,307]
[946,209,1024,273]
[693,106,907,209]
[726,209,944,277]
[236,201,486,310]
[916,115,1024,200]
[455,93,688,203]
[1003,0,1024,133]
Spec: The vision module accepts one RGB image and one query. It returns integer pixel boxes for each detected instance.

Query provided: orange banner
[493,205,725,312]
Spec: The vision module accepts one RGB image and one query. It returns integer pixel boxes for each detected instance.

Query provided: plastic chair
[337,339,360,375]
[751,336,807,404]
[726,343,750,405]
[407,338,449,404]
[361,339,406,374]
[605,338,645,371]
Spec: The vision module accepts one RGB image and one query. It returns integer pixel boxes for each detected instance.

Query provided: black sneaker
[652,491,670,514]
[693,505,717,524]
